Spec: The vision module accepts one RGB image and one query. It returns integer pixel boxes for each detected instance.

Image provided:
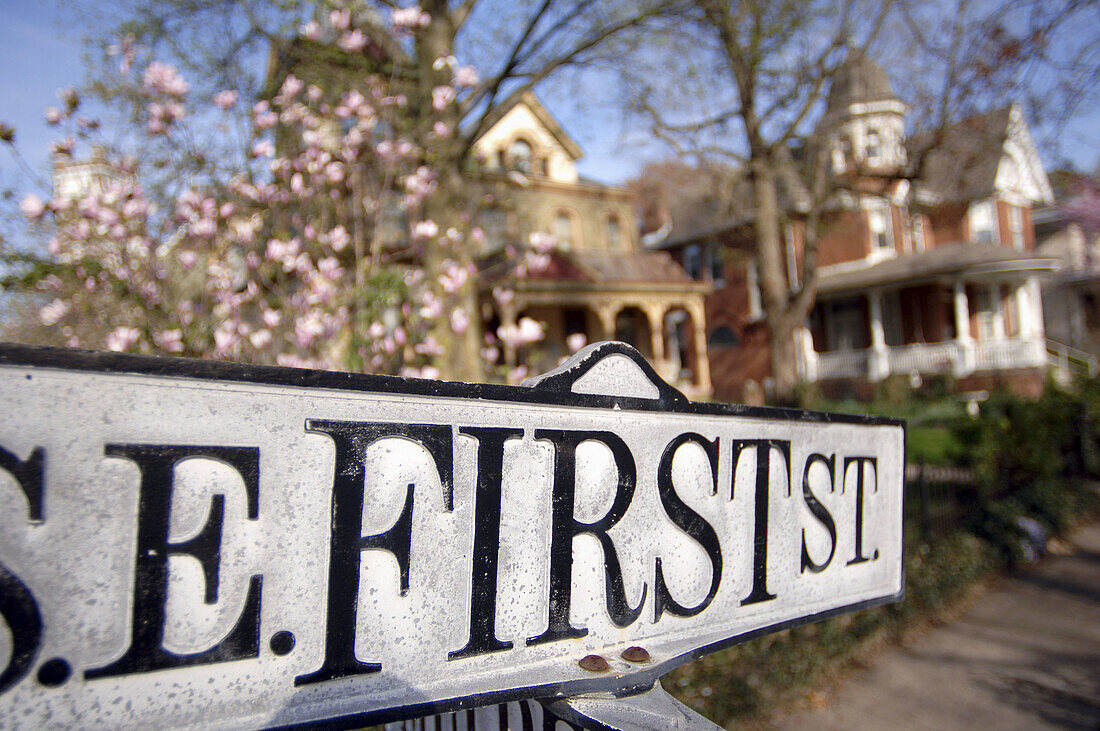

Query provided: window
[553,211,575,249]
[973,286,1001,340]
[865,129,882,163]
[1009,205,1024,250]
[708,326,740,349]
[969,200,996,244]
[508,138,533,174]
[826,298,867,351]
[476,207,508,255]
[746,260,763,321]
[683,244,702,280]
[869,207,893,251]
[832,136,851,173]
[911,215,926,252]
[606,215,623,250]
[708,243,725,285]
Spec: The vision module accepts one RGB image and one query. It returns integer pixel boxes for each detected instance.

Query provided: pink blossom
[450,307,470,334]
[249,330,272,349]
[392,6,430,29]
[506,366,529,385]
[262,309,283,328]
[529,231,556,253]
[143,62,189,97]
[279,74,304,101]
[106,34,136,74]
[317,257,344,280]
[412,219,439,240]
[106,326,141,352]
[415,336,445,356]
[214,327,239,354]
[337,29,367,53]
[44,106,62,125]
[327,225,350,252]
[526,252,551,273]
[177,250,199,269]
[453,65,479,88]
[419,291,443,319]
[301,20,322,40]
[492,286,515,306]
[567,332,587,353]
[497,317,544,349]
[368,321,386,339]
[189,218,216,239]
[438,264,468,294]
[38,298,70,325]
[20,194,46,220]
[213,90,238,110]
[251,139,274,157]
[330,9,351,30]
[431,85,455,111]
[154,329,184,352]
[432,121,451,138]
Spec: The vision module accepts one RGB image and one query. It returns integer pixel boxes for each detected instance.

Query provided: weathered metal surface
[0,342,904,729]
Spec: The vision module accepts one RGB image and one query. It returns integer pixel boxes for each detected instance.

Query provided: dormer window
[832,136,851,173]
[508,138,533,174]
[969,200,996,244]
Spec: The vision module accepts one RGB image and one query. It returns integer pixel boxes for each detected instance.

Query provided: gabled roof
[475,90,584,160]
[909,105,1052,205]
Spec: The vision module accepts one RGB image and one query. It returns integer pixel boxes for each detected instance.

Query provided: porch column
[690,302,712,397]
[1014,283,1032,337]
[952,280,975,376]
[868,290,889,381]
[795,326,818,382]
[1028,277,1045,338]
[644,304,666,364]
[595,304,617,341]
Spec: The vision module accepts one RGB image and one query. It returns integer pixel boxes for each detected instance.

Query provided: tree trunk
[750,155,800,404]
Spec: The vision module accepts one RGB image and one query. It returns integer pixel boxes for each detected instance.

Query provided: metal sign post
[0,342,904,729]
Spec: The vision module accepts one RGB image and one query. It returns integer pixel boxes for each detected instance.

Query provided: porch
[801,277,1048,382]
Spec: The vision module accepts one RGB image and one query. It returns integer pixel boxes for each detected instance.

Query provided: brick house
[659,53,1057,402]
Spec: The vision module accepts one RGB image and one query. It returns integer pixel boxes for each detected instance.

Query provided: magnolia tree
[5,7,551,383]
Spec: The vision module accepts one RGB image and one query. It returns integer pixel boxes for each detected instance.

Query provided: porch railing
[815,349,869,379]
[885,342,959,374]
[973,339,1044,371]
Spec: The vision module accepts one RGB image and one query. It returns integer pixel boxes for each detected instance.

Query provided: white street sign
[0,342,904,729]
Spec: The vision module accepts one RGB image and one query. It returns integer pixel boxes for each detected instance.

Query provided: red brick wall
[928,203,968,247]
[818,210,868,267]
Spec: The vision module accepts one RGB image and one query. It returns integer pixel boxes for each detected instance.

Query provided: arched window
[708,326,740,350]
[508,138,532,174]
[606,215,623,249]
[553,210,576,249]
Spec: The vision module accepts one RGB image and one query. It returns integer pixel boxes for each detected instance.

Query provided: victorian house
[660,52,1057,401]
[472,92,712,397]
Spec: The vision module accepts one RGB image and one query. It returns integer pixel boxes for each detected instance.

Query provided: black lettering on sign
[527,430,646,646]
[730,439,791,606]
[0,445,46,695]
[296,421,453,686]
[843,456,878,565]
[449,426,523,661]
[85,445,262,680]
[653,433,722,621]
[800,453,837,574]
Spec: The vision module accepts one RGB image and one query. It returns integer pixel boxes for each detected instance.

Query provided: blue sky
[2,0,1097,194]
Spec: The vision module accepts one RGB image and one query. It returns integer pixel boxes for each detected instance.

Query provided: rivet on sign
[621,646,650,663]
[578,654,610,672]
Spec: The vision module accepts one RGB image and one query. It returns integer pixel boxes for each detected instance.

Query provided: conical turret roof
[827,50,898,112]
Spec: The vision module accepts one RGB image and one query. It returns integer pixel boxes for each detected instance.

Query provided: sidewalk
[770,522,1100,730]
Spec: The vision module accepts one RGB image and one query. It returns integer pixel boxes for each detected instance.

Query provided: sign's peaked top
[522,341,687,408]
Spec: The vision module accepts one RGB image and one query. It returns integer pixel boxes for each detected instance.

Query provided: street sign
[0,341,904,729]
